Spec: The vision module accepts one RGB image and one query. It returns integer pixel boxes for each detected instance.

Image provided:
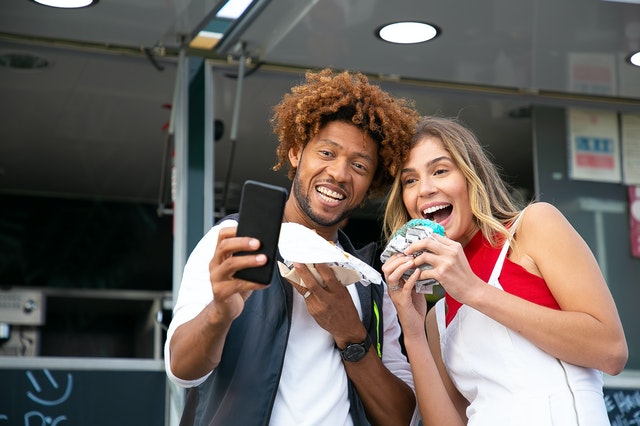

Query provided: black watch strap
[339,334,372,362]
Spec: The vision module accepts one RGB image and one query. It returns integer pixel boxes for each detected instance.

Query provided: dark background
[0,194,173,292]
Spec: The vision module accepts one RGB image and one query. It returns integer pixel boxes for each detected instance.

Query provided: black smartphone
[233,180,288,284]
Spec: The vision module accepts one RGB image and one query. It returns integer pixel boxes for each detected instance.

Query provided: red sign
[576,153,615,169]
[629,186,640,258]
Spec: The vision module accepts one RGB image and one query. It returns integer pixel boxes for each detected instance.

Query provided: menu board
[0,364,165,425]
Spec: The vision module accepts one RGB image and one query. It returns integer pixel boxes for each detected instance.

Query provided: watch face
[340,335,371,362]
[342,344,366,362]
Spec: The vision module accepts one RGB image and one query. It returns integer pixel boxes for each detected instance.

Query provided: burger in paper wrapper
[277,222,382,288]
[380,219,446,294]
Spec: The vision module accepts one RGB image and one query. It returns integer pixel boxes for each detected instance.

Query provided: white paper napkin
[277,222,382,287]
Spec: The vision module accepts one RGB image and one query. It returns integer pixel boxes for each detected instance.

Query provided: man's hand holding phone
[233,180,288,285]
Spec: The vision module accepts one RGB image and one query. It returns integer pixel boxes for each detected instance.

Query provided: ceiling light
[216,0,254,19]
[377,21,440,44]
[189,0,256,50]
[629,51,640,67]
[31,0,98,8]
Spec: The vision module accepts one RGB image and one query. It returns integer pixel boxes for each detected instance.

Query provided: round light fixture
[31,0,98,8]
[376,21,440,44]
[629,51,640,67]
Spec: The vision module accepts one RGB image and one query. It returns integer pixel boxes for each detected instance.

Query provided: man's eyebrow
[400,155,451,174]
[318,138,376,164]
[354,150,376,164]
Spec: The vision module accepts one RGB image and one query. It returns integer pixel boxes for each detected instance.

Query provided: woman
[381,116,628,425]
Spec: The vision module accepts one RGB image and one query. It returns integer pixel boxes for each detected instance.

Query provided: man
[165,68,420,425]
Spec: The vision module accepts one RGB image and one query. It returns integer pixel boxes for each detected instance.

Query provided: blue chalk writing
[26,370,73,406]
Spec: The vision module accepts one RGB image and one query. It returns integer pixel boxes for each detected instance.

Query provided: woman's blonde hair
[382,116,526,246]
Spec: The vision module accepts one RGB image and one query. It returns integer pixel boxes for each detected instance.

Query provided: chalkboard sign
[0,366,165,425]
[605,387,640,425]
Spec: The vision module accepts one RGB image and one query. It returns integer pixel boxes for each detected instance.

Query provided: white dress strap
[435,298,447,337]
[487,208,527,286]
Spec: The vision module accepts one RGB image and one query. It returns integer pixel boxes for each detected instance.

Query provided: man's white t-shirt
[164,219,417,425]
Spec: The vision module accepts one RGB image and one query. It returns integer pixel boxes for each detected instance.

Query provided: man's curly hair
[271,68,419,198]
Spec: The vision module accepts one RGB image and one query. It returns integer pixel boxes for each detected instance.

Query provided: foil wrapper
[380,219,445,294]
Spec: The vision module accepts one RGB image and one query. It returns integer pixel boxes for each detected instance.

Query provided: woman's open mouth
[422,204,452,223]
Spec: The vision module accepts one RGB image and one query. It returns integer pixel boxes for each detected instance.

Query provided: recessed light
[30,0,98,9]
[376,21,440,44]
[629,51,640,67]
